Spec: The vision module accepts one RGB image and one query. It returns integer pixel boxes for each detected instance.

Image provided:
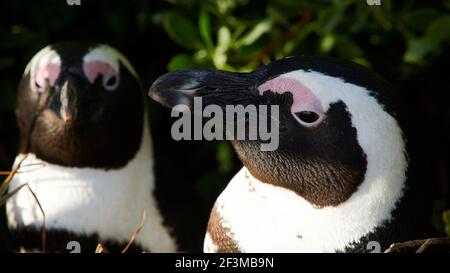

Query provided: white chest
[206,167,405,253]
[6,126,176,252]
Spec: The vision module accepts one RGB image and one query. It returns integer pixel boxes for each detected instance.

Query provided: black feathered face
[150,56,408,207]
[17,41,144,169]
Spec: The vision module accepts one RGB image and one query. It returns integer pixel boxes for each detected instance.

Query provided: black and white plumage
[7,41,176,252]
[149,56,432,252]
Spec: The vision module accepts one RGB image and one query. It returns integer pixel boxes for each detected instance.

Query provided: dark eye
[103,76,119,91]
[105,76,117,87]
[295,111,320,123]
[33,80,47,92]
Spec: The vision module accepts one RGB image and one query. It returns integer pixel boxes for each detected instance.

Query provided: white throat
[6,118,176,252]
[206,165,405,253]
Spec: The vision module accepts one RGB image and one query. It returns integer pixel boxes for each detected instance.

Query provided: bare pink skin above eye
[32,63,61,92]
[258,77,323,114]
[83,61,119,88]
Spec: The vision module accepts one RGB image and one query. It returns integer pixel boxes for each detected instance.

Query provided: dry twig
[121,210,147,253]
[385,237,450,253]
[95,244,110,253]
[0,83,55,252]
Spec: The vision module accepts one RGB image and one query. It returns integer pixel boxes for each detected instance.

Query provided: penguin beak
[149,70,258,109]
[150,69,281,152]
[56,78,78,123]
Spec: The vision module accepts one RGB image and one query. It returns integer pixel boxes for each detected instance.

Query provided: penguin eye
[33,79,48,92]
[295,111,320,124]
[34,81,42,89]
[103,75,119,91]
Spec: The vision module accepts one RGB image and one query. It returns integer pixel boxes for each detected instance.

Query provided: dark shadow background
[0,0,449,252]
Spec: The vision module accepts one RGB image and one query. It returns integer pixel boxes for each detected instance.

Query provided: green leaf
[193,49,210,65]
[404,38,435,63]
[167,54,198,71]
[370,4,393,31]
[235,19,273,47]
[443,210,450,237]
[230,24,247,40]
[316,0,352,34]
[213,0,245,14]
[216,141,233,174]
[426,15,450,42]
[282,23,317,55]
[199,9,214,52]
[217,26,231,53]
[334,35,370,66]
[213,26,231,69]
[432,199,446,232]
[266,5,289,27]
[229,44,260,63]
[401,8,441,34]
[349,3,369,33]
[162,12,202,50]
[404,15,450,63]
[320,33,336,53]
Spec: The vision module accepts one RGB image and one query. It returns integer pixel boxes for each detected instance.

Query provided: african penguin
[149,56,432,253]
[7,41,176,252]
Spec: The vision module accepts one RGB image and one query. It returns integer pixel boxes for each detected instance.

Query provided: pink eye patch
[258,77,323,113]
[32,62,61,92]
[258,77,324,125]
[83,61,119,91]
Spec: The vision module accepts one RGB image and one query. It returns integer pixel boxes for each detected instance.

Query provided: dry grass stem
[385,237,450,253]
[121,210,147,253]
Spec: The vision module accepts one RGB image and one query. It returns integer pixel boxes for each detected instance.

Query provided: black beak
[59,78,78,123]
[48,76,81,124]
[149,70,259,109]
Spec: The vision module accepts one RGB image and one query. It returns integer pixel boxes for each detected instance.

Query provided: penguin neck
[212,166,407,252]
[7,117,176,252]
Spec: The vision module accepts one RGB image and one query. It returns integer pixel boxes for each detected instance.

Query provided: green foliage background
[162,0,450,70]
[0,0,449,251]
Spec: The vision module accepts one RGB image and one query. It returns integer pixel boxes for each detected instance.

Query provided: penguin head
[17,41,144,169]
[150,56,408,208]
